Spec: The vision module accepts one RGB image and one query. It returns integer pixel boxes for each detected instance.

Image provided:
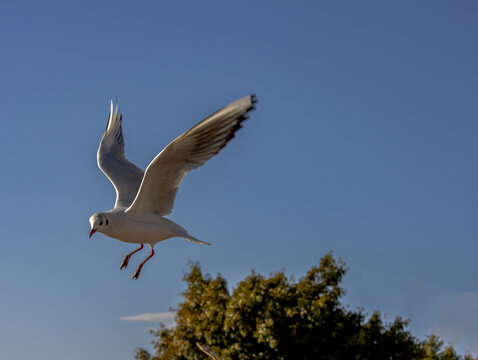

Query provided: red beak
[89,229,96,238]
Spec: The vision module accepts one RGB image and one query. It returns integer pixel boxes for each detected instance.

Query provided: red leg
[132,246,155,279]
[120,244,144,270]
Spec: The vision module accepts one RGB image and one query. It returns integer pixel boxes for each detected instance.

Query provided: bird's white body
[98,209,199,246]
[89,94,257,278]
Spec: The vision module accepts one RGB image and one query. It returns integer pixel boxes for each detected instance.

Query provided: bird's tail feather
[184,234,211,246]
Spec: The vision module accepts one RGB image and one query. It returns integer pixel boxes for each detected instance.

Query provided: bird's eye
[99,221,103,226]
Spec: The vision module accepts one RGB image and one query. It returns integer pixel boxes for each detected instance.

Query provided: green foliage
[420,334,475,360]
[135,253,475,360]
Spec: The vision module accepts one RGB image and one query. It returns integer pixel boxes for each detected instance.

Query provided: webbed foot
[120,255,130,270]
[132,266,143,280]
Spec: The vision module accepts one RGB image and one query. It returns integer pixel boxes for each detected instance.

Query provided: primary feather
[126,94,257,217]
[97,101,144,209]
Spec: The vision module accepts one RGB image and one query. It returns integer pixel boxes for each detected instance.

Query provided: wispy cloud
[430,291,478,354]
[120,311,176,328]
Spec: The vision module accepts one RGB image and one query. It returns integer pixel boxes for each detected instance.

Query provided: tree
[135,253,475,360]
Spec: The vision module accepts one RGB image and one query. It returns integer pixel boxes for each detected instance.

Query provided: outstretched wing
[97,101,144,209]
[126,94,257,217]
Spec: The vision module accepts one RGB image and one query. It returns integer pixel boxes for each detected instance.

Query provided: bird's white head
[89,213,109,238]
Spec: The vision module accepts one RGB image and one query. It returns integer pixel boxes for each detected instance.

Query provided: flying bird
[89,95,257,279]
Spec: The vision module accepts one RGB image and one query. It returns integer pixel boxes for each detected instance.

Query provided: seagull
[196,343,221,360]
[89,95,257,279]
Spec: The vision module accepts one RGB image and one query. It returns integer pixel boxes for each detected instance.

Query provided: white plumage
[89,95,257,279]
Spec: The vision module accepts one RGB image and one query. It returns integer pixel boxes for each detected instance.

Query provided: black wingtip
[251,93,258,104]
[249,94,258,111]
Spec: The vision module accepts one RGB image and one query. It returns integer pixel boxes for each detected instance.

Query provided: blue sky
[1,1,477,359]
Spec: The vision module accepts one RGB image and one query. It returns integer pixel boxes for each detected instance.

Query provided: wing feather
[97,101,144,209]
[126,94,257,217]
